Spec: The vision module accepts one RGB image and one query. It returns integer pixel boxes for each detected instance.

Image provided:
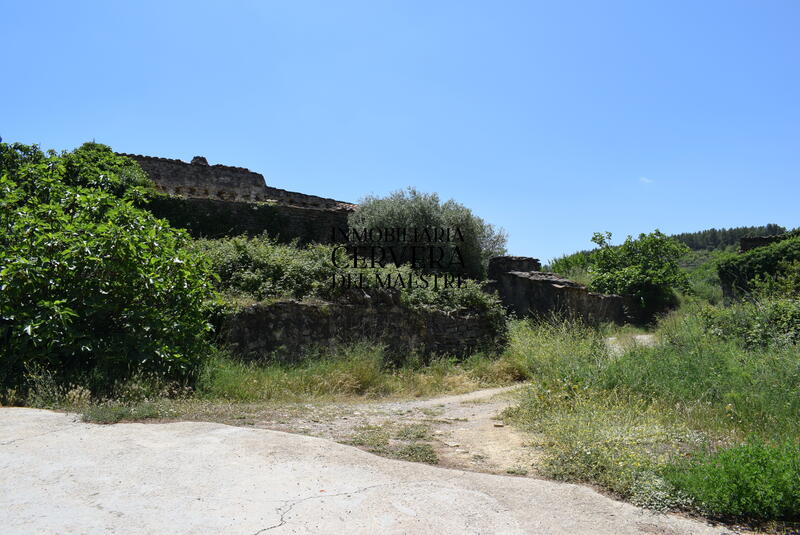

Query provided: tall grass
[506,308,800,521]
[196,342,525,402]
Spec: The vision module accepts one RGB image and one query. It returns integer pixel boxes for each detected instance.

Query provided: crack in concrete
[252,483,391,533]
[251,480,443,533]
[0,423,75,446]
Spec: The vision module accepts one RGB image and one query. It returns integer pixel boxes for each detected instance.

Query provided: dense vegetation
[509,242,800,523]
[0,142,215,396]
[717,234,800,298]
[190,234,507,337]
[549,224,790,287]
[348,187,507,279]
[507,298,800,522]
[0,141,509,403]
[587,231,689,316]
[548,231,690,318]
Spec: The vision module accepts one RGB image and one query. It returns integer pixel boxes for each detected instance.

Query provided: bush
[0,142,215,393]
[546,250,593,277]
[698,298,800,348]
[717,234,800,298]
[193,234,508,339]
[588,230,690,318]
[664,440,800,520]
[188,235,333,302]
[61,142,155,195]
[347,187,507,279]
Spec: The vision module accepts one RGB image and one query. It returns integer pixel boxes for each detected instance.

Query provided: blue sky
[2,0,798,262]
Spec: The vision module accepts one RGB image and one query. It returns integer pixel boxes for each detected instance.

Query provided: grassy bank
[13,341,529,423]
[505,304,800,523]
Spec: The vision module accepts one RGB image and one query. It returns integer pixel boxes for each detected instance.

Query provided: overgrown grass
[5,342,532,420]
[664,439,800,520]
[196,342,524,402]
[505,310,800,522]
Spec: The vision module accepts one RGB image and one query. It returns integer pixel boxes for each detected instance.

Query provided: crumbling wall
[122,153,355,210]
[146,195,350,243]
[486,256,641,325]
[221,299,503,361]
[121,152,355,242]
[487,256,541,280]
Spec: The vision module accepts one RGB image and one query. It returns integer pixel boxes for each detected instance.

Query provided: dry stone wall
[222,299,503,362]
[120,152,355,243]
[146,195,350,243]
[486,256,642,325]
[122,153,355,210]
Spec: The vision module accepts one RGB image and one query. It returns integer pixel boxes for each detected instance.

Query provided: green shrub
[347,187,507,279]
[750,259,800,298]
[717,235,800,298]
[698,298,800,348]
[588,230,690,318]
[193,234,508,340]
[664,440,800,520]
[61,142,154,195]
[0,142,215,393]
[546,250,593,278]
[188,235,333,302]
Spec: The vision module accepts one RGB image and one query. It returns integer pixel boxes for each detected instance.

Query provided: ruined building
[121,153,355,243]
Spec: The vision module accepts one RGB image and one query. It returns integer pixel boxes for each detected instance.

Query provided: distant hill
[671,224,786,251]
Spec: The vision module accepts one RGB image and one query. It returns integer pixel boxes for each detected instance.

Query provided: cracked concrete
[1,408,730,534]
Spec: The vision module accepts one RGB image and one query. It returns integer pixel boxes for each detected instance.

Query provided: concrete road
[1,408,729,535]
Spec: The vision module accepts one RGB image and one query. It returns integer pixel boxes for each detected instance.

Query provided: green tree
[347,188,507,279]
[588,230,690,316]
[0,142,215,393]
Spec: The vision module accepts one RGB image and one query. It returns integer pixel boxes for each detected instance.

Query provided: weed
[395,443,438,464]
[82,402,162,424]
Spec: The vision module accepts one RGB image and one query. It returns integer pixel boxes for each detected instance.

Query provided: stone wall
[486,256,642,325]
[147,195,350,243]
[487,256,541,280]
[221,298,503,362]
[121,153,356,210]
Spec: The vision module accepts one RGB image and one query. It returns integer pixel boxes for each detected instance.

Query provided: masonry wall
[221,299,503,362]
[486,257,643,325]
[147,195,350,243]
[123,153,355,210]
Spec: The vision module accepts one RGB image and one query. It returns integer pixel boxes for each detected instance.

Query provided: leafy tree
[588,230,690,316]
[0,142,214,393]
[347,188,507,279]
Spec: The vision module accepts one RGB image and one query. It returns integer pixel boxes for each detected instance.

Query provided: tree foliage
[0,142,215,392]
[347,188,507,279]
[588,230,690,315]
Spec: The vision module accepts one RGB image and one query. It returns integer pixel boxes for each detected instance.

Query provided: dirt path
[246,384,541,475]
[246,334,659,474]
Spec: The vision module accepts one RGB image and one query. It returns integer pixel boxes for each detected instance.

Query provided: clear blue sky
[3,0,798,262]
